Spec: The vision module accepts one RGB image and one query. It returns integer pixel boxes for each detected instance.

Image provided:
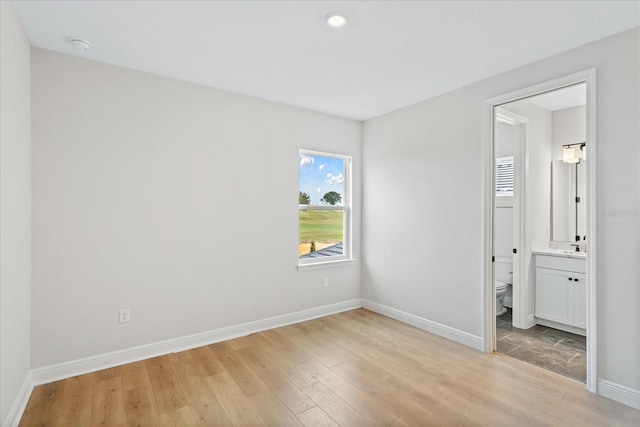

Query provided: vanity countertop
[532,248,586,260]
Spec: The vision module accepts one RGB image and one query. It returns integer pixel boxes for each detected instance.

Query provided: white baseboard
[3,371,33,427]
[361,299,484,351]
[598,379,640,410]
[31,299,362,386]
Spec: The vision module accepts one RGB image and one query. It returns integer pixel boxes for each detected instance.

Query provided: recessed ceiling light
[70,37,91,50]
[326,12,346,29]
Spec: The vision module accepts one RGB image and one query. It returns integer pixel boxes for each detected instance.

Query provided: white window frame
[298,149,353,270]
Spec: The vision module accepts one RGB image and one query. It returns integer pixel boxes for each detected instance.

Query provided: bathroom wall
[494,122,518,259]
[551,105,587,247]
[552,105,586,160]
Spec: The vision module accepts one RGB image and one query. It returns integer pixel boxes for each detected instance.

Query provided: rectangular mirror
[551,160,586,243]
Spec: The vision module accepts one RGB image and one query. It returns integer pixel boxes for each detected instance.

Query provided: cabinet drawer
[536,255,586,273]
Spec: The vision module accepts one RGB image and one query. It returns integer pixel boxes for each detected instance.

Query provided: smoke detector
[70,37,91,50]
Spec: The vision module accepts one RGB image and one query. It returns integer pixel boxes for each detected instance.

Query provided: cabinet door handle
[568,277,573,281]
[574,278,579,282]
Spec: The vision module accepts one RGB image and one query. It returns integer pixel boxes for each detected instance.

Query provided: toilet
[494,258,513,316]
[496,280,509,316]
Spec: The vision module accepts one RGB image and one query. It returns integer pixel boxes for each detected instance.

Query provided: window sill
[297,258,358,272]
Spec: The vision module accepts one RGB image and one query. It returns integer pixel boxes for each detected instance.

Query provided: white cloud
[325,172,344,185]
[300,154,314,166]
[318,164,325,172]
[316,187,322,193]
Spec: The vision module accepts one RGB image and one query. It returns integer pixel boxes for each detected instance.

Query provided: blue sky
[299,153,345,205]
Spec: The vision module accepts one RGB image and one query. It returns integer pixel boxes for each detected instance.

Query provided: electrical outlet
[323,278,329,288]
[119,308,130,323]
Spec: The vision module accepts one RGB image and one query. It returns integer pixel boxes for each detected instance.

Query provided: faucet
[570,244,580,252]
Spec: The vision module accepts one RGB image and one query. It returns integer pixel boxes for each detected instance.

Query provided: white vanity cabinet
[534,253,586,335]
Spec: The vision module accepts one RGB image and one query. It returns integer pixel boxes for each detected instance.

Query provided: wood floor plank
[210,341,269,398]
[438,356,580,425]
[227,333,261,351]
[301,382,373,427]
[259,328,315,363]
[249,391,305,427]
[235,345,317,415]
[189,344,226,378]
[158,406,199,425]
[144,354,189,415]
[249,333,319,389]
[91,376,125,425]
[120,360,162,425]
[296,323,359,367]
[299,358,409,427]
[19,309,640,426]
[205,371,268,426]
[330,360,461,427]
[121,360,153,392]
[281,324,352,367]
[440,351,605,425]
[55,374,94,426]
[19,381,65,426]
[169,351,232,426]
[123,386,162,426]
[323,312,460,374]
[296,406,340,427]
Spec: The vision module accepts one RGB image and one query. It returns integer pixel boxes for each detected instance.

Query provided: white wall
[552,105,586,160]
[362,85,486,335]
[31,49,362,368]
[362,28,640,392]
[0,1,32,423]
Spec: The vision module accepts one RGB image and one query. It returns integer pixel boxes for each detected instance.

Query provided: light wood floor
[20,309,640,426]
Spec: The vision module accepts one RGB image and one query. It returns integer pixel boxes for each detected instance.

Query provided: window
[496,156,514,197]
[299,150,351,267]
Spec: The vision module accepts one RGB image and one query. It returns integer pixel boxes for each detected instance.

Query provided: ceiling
[528,83,586,112]
[11,1,640,121]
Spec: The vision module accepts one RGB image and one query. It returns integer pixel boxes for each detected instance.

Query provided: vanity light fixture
[563,146,580,163]
[326,12,346,28]
[562,142,586,164]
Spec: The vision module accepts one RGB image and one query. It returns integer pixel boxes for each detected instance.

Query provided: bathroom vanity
[533,249,586,336]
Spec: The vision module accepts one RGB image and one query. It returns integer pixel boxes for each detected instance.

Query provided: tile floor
[496,308,586,382]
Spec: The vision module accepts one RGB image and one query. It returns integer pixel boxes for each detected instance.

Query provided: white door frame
[495,110,527,329]
[482,69,597,392]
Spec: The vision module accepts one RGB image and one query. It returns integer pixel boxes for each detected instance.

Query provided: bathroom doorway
[493,109,526,329]
[483,70,597,391]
